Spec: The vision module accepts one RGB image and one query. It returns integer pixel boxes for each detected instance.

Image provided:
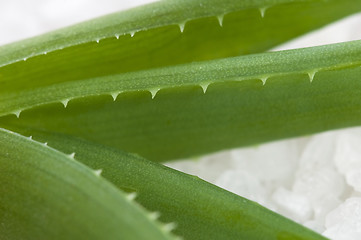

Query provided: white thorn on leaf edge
[111,92,120,101]
[126,192,137,201]
[68,152,76,159]
[200,82,211,93]
[178,22,185,33]
[217,15,224,27]
[94,169,102,176]
[163,222,177,232]
[260,76,268,85]
[13,110,21,118]
[149,89,160,99]
[308,70,317,82]
[61,99,70,108]
[149,211,161,220]
[259,7,268,18]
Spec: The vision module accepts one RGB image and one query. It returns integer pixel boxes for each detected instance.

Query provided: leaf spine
[163,222,177,232]
[111,92,120,101]
[149,88,160,99]
[307,70,318,83]
[96,39,100,43]
[115,34,119,39]
[61,99,70,108]
[44,142,48,146]
[28,135,33,140]
[68,152,76,159]
[259,7,268,18]
[217,14,224,27]
[23,58,27,61]
[200,82,211,93]
[308,70,318,82]
[260,76,268,85]
[13,110,21,118]
[126,192,137,201]
[307,72,316,82]
[94,169,103,176]
[178,22,186,33]
[149,211,161,220]
[130,31,135,37]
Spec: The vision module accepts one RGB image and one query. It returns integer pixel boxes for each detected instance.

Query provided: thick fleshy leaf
[1,1,360,238]
[2,129,327,240]
[1,40,361,161]
[1,0,361,117]
[0,128,175,240]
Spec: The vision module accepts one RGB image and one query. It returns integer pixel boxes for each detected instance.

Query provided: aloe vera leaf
[2,0,359,66]
[1,40,361,161]
[1,0,361,112]
[0,127,176,240]
[2,38,361,116]
[2,129,327,240]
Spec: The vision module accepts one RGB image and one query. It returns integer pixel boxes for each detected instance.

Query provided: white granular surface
[167,128,361,239]
[1,1,361,239]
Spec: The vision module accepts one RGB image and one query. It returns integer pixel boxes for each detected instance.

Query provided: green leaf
[1,1,360,238]
[4,129,327,240]
[1,0,361,117]
[1,40,360,161]
[0,128,176,240]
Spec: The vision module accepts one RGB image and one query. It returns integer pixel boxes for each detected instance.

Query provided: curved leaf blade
[0,128,176,240]
[1,41,360,161]
[2,0,359,66]
[1,0,360,117]
[4,129,328,240]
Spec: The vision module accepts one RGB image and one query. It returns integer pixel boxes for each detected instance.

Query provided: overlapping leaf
[2,40,361,161]
[1,0,361,116]
[1,0,361,239]
[0,128,327,240]
[0,128,176,240]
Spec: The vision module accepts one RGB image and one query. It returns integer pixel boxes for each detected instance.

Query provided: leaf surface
[2,129,328,240]
[1,0,361,116]
[1,40,361,161]
[0,128,175,240]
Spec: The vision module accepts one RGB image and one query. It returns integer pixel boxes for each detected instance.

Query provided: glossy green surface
[0,128,174,240]
[3,130,326,240]
[2,41,360,161]
[1,0,361,116]
[1,0,360,239]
